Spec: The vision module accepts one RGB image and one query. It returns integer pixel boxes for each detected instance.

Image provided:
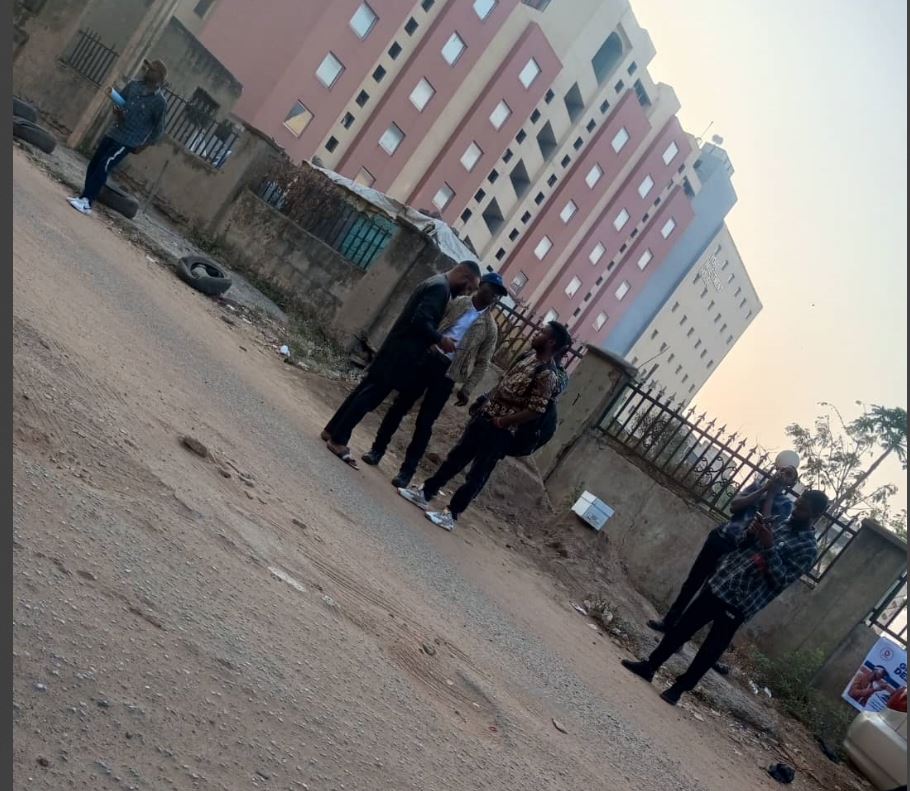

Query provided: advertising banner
[842,636,908,712]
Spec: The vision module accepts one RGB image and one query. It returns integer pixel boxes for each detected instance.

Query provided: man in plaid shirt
[622,488,829,704]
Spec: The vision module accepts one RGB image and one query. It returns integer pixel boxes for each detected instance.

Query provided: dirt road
[13,148,797,790]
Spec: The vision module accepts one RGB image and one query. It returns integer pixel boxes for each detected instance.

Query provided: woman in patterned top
[399,321,572,531]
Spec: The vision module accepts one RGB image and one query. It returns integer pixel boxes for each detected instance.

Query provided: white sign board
[842,636,908,712]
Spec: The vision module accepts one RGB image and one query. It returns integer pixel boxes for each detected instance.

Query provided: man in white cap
[646,456,800,667]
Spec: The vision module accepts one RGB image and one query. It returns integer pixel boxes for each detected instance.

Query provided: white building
[626,223,760,403]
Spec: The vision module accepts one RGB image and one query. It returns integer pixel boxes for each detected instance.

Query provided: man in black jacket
[323,261,481,466]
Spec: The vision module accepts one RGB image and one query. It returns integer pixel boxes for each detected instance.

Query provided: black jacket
[370,273,451,387]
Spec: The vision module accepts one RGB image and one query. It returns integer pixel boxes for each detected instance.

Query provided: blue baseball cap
[480,272,508,295]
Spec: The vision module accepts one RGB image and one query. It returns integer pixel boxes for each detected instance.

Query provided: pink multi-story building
[185,0,730,350]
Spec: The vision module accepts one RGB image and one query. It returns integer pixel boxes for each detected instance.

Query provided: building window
[573,136,584,151]
[325,136,338,152]
[667,353,675,363]
[353,167,375,187]
[350,3,378,39]
[495,248,506,261]
[193,0,215,18]
[700,287,708,299]
[372,65,387,82]
[615,281,630,301]
[341,112,355,129]
[671,301,679,313]
[405,17,418,35]
[316,52,345,88]
[734,286,742,297]
[586,118,596,132]
[594,312,608,331]
[473,0,497,19]
[613,209,629,231]
[530,109,541,124]
[432,184,454,210]
[660,218,676,238]
[441,32,466,65]
[589,242,605,265]
[636,249,653,270]
[488,169,499,183]
[409,78,435,111]
[560,200,577,223]
[585,164,603,188]
[638,175,654,198]
[518,58,541,89]
[460,141,482,171]
[726,334,733,345]
[727,272,735,283]
[694,339,702,349]
[746,309,753,318]
[502,148,513,163]
[547,173,557,187]
[650,329,659,340]
[565,276,581,297]
[355,90,369,107]
[688,384,695,394]
[675,364,683,375]
[422,0,435,10]
[714,313,722,323]
[706,359,714,369]
[379,123,404,155]
[534,191,545,205]
[508,228,519,241]
[534,236,552,259]
[388,41,403,59]
[474,188,486,202]
[543,309,559,323]
[662,141,679,165]
[700,349,708,359]
[511,271,528,292]
[679,314,687,325]
[686,327,694,337]
[659,342,668,352]
[682,374,689,384]
[708,300,715,310]
[460,208,472,223]
[544,88,555,103]
[560,154,571,168]
[489,100,511,129]
[611,127,630,152]
[614,79,625,93]
[516,129,527,143]
[520,211,531,223]
[599,99,610,114]
[739,298,747,309]
[282,101,313,137]
[564,83,584,122]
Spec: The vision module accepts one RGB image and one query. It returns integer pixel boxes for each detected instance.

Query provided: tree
[785,403,907,538]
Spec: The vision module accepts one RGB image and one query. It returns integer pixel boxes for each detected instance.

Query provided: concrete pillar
[811,623,881,698]
[535,344,636,480]
[744,519,907,660]
[66,0,180,150]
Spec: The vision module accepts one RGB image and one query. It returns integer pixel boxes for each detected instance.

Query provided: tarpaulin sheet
[313,166,480,265]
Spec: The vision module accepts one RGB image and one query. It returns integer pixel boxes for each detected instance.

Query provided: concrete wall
[114,121,282,232]
[216,190,367,326]
[13,0,102,134]
[147,16,241,114]
[812,623,881,700]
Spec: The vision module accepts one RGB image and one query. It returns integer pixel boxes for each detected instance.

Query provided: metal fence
[256,178,396,270]
[596,377,860,581]
[867,571,908,647]
[63,29,118,86]
[489,301,586,372]
[161,87,239,169]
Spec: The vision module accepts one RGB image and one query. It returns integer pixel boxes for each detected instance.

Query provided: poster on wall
[842,636,908,712]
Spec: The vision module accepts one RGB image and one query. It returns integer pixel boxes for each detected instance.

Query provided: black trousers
[81,136,132,204]
[423,415,512,516]
[663,526,736,628]
[324,370,397,447]
[648,588,744,692]
[370,353,454,475]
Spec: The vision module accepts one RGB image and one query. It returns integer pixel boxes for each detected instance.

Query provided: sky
[631,0,908,510]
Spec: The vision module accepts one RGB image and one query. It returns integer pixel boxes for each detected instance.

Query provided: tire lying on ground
[13,97,38,122]
[12,118,56,154]
[176,256,233,297]
[97,184,139,220]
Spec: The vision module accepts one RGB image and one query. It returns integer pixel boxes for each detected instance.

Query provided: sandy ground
[12,147,865,791]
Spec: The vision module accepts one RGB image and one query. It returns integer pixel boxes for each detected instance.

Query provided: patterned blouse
[483,353,558,419]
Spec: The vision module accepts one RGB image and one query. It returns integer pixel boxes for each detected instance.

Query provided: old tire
[12,118,56,154]
[13,97,38,122]
[176,256,232,297]
[97,184,139,219]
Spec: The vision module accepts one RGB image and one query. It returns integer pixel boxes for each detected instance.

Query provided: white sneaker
[398,485,429,510]
[67,196,92,215]
[426,509,456,531]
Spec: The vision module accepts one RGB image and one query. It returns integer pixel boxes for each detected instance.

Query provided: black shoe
[712,661,730,676]
[621,659,655,682]
[361,450,383,466]
[660,685,683,706]
[646,618,668,633]
[391,470,413,489]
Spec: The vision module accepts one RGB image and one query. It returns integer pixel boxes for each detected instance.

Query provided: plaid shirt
[109,80,167,149]
[709,520,817,621]
[718,476,794,541]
